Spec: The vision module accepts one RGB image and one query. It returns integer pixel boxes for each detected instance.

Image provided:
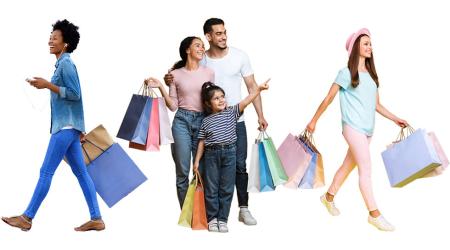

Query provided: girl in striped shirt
[193,80,269,232]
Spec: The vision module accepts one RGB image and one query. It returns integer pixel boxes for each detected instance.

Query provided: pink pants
[327,125,378,211]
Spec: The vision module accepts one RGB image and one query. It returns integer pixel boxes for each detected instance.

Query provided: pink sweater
[169,66,215,112]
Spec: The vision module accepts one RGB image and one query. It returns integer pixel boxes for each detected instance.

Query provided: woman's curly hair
[52,19,80,53]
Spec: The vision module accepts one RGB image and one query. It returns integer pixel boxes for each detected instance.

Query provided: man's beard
[217,43,227,50]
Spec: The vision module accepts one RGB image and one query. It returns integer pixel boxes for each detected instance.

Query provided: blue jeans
[24,129,101,220]
[171,108,204,208]
[203,144,236,223]
[236,121,249,207]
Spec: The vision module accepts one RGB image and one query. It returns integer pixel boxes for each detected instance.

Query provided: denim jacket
[50,53,85,134]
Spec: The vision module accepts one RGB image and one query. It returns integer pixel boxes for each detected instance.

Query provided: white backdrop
[1,0,449,249]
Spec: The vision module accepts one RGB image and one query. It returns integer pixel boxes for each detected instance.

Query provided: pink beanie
[346,28,371,57]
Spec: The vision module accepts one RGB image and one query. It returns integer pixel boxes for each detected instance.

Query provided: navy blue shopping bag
[117,94,149,141]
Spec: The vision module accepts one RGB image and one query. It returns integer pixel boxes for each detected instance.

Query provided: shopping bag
[178,175,197,227]
[129,97,159,151]
[277,133,312,189]
[158,97,174,145]
[191,172,207,230]
[261,131,288,186]
[78,125,114,165]
[130,96,152,145]
[259,142,275,192]
[298,131,325,189]
[146,97,160,151]
[86,143,147,207]
[382,127,441,187]
[422,132,448,178]
[247,134,262,192]
[117,83,151,140]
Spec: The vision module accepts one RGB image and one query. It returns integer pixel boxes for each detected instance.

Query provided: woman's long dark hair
[172,36,200,70]
[201,81,225,114]
[348,34,379,88]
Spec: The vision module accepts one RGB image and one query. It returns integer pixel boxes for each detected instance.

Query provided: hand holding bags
[381,126,444,187]
[178,171,207,230]
[121,83,173,151]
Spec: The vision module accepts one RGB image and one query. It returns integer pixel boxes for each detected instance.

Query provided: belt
[205,143,236,151]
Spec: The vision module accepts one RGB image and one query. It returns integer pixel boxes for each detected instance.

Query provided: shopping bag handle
[147,86,160,98]
[81,138,107,164]
[394,125,415,143]
[299,129,316,149]
[260,130,271,140]
[137,82,150,96]
[194,171,204,189]
[254,130,264,143]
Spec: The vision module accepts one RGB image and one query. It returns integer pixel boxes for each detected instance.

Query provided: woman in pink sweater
[145,36,214,208]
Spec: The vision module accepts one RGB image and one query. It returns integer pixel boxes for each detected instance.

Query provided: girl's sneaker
[368,215,395,231]
[208,218,219,232]
[320,194,340,216]
[218,221,228,233]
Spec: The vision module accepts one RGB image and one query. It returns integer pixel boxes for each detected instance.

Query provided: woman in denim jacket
[2,19,105,232]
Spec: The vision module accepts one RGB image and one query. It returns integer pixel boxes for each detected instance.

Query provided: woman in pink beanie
[305,28,408,231]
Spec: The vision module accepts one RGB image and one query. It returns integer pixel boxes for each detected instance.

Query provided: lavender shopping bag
[382,127,441,187]
[298,131,325,189]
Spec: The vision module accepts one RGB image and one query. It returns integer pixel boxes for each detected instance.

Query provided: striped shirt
[198,105,242,147]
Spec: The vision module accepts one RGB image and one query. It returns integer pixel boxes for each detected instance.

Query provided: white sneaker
[208,218,219,232]
[368,215,395,231]
[320,194,340,216]
[238,207,257,225]
[218,221,229,233]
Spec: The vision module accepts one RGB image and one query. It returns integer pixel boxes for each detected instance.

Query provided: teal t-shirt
[334,68,378,136]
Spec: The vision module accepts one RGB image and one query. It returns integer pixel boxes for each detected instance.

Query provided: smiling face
[207,89,226,113]
[48,30,66,55]
[359,35,372,58]
[206,24,227,50]
[186,38,205,61]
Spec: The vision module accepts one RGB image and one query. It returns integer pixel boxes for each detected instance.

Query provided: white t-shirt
[200,47,254,122]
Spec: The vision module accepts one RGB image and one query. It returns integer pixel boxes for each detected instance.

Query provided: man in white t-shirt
[166,18,268,226]
[202,18,269,226]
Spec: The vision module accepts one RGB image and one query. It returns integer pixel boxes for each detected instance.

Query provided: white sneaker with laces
[320,194,340,216]
[208,218,219,232]
[368,215,395,231]
[238,207,257,225]
[218,221,229,233]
